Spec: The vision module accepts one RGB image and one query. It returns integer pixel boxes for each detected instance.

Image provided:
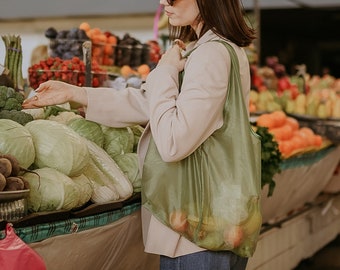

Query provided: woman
[23,0,256,269]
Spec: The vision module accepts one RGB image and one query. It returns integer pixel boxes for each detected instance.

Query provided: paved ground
[294,235,340,270]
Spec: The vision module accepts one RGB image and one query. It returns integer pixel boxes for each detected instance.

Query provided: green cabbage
[71,174,93,208]
[24,167,81,212]
[67,117,104,148]
[101,126,134,159]
[114,153,141,192]
[47,111,82,125]
[130,125,144,152]
[0,119,35,168]
[25,119,90,177]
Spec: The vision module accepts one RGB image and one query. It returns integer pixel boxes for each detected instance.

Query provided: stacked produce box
[27,22,162,90]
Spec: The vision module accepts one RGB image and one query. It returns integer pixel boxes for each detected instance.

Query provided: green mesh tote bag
[142,41,262,257]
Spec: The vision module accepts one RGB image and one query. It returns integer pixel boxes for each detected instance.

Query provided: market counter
[1,145,339,270]
[27,194,340,270]
[261,144,340,223]
[29,209,160,270]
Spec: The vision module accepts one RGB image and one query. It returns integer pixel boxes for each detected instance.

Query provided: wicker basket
[0,190,29,221]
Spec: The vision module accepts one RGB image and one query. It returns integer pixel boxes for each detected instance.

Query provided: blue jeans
[160,250,248,270]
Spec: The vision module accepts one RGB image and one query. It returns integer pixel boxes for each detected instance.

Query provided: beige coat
[85,30,251,257]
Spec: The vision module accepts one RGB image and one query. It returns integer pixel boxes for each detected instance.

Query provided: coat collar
[185,30,224,52]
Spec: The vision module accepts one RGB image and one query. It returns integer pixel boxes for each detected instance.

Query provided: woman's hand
[157,39,187,72]
[22,80,88,109]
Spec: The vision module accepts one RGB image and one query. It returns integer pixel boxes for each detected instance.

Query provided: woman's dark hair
[168,0,256,47]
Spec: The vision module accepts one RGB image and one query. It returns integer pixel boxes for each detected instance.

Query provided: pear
[241,197,262,236]
[266,101,282,112]
[317,103,328,119]
[256,101,267,112]
[249,90,259,104]
[279,90,292,108]
[294,105,306,115]
[329,91,337,103]
[259,91,274,103]
[331,99,340,118]
[325,100,332,118]
[285,99,295,114]
[295,93,307,108]
[306,99,318,116]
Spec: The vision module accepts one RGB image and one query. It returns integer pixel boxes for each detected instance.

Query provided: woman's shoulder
[188,38,247,66]
[190,31,242,56]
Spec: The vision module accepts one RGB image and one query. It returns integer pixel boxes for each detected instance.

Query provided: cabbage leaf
[101,126,134,159]
[67,117,104,148]
[0,119,35,169]
[114,153,141,192]
[24,167,81,212]
[25,119,90,177]
[71,174,93,208]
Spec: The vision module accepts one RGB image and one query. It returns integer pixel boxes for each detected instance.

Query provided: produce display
[250,56,340,118]
[0,85,34,125]
[249,83,340,120]
[0,36,35,126]
[45,23,162,68]
[0,104,145,216]
[28,23,160,90]
[0,154,30,192]
[1,35,24,91]
[28,56,107,89]
[249,55,340,146]
[255,110,325,159]
[0,119,35,169]
[0,85,24,111]
[253,126,281,197]
[45,26,90,60]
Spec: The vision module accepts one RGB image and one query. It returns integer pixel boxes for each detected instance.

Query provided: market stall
[1,18,340,270]
[26,198,160,270]
[261,144,340,224]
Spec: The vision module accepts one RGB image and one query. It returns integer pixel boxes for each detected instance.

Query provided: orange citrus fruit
[257,113,276,129]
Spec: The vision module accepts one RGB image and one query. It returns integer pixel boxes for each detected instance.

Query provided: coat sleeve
[84,86,149,128]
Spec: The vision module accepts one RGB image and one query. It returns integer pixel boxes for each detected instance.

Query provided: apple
[223,225,244,248]
[169,210,188,233]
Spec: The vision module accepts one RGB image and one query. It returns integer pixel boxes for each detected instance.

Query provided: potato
[0,172,6,191]
[4,176,25,191]
[0,154,20,176]
[0,157,12,177]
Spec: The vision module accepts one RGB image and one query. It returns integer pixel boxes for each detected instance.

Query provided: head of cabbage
[67,117,104,148]
[114,153,141,192]
[24,167,83,212]
[0,119,35,169]
[25,119,90,177]
[101,126,134,159]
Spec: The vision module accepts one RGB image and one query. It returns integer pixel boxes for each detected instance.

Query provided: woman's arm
[146,42,230,162]
[23,80,150,128]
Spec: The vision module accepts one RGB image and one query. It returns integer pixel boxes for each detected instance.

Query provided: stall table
[1,145,340,270]
[29,209,159,270]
